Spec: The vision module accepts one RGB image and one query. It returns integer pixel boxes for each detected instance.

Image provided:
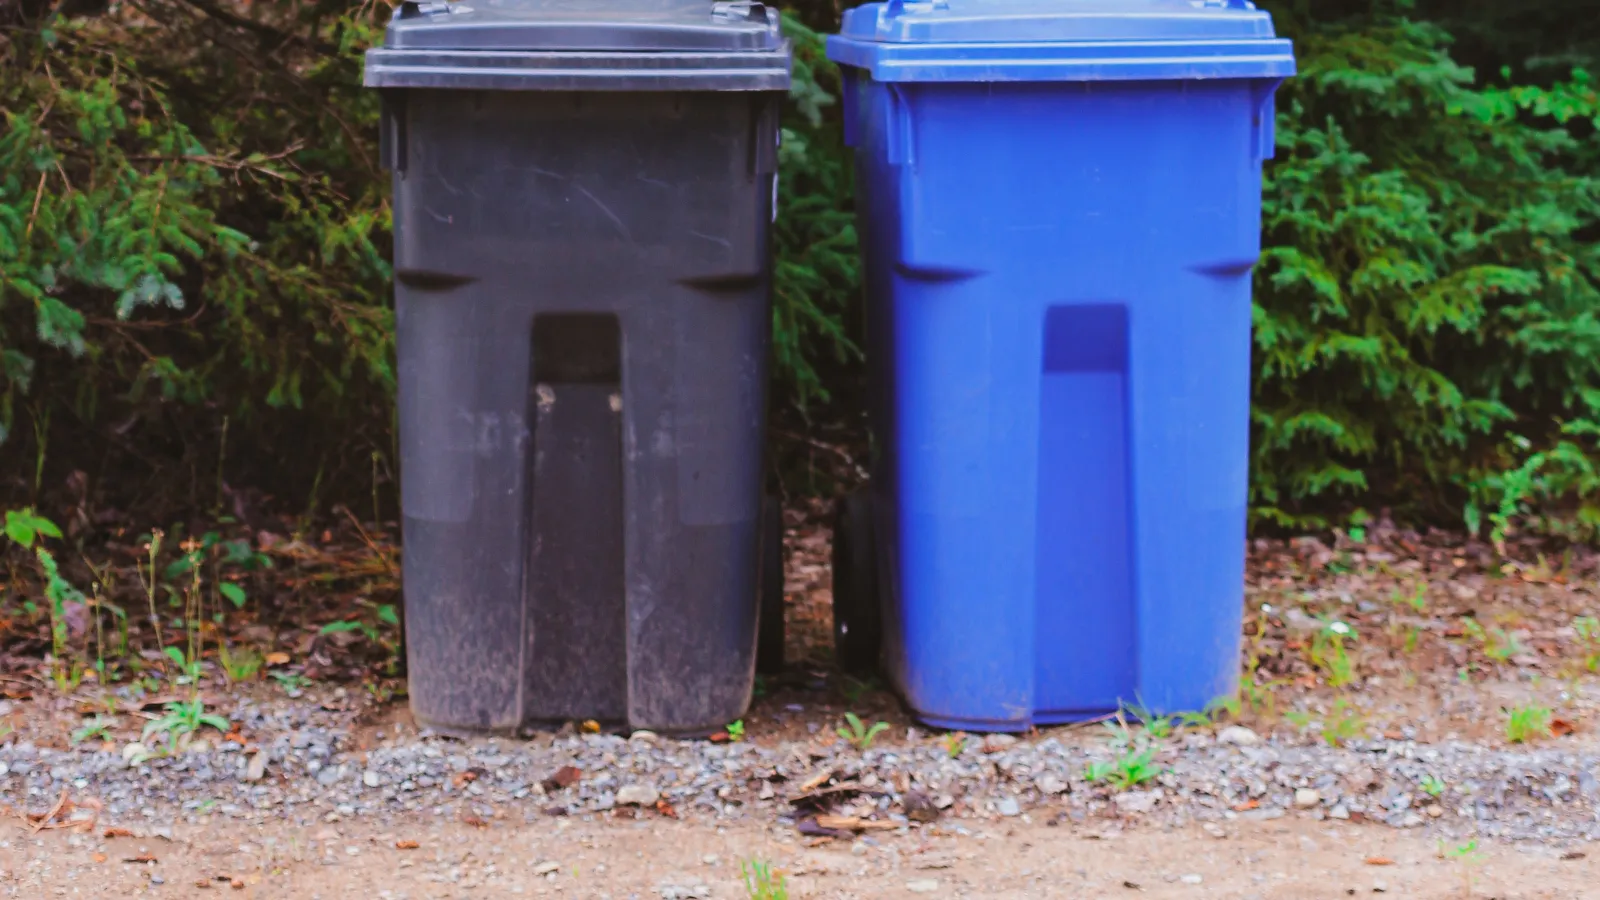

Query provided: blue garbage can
[827,0,1294,731]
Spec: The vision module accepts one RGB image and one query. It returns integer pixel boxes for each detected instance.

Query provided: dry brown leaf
[1230,800,1259,812]
[1365,857,1395,866]
[814,815,897,832]
[460,814,488,829]
[1552,718,1577,737]
[797,770,834,794]
[654,798,678,819]
[451,771,478,789]
[124,854,158,864]
[91,853,107,863]
[103,827,134,839]
[230,878,246,890]
[395,840,420,850]
[264,652,290,666]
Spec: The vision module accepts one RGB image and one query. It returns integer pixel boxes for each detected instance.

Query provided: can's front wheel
[831,491,881,674]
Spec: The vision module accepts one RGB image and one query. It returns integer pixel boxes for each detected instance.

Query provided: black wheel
[831,491,881,674]
[756,496,786,675]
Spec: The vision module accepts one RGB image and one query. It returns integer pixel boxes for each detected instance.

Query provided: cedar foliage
[2,0,1599,537]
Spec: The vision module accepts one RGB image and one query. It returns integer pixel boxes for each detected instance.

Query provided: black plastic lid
[384,0,783,52]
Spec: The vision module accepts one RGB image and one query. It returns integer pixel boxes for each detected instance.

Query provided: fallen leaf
[1365,857,1394,867]
[103,827,134,839]
[814,814,898,832]
[542,766,581,792]
[1230,800,1259,812]
[92,853,107,863]
[230,878,245,890]
[195,880,212,890]
[395,840,420,850]
[797,769,834,794]
[264,652,290,666]
[1562,851,1586,861]
[460,813,488,829]
[579,720,601,734]
[451,771,478,789]
[708,731,731,743]
[1552,719,1577,737]
[654,798,678,819]
[124,854,158,864]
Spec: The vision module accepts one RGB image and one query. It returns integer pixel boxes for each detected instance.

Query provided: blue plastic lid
[829,0,1294,82]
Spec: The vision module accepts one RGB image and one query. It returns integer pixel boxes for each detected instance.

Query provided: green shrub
[1251,10,1600,535]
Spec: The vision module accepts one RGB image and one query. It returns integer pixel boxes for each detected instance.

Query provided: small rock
[657,884,710,900]
[363,770,382,789]
[1035,773,1069,796]
[904,790,941,823]
[1398,813,1425,829]
[1218,726,1260,746]
[616,784,660,807]
[1330,805,1351,820]
[149,874,165,886]
[532,861,560,876]
[242,752,269,783]
[933,794,954,810]
[629,730,659,744]
[122,743,150,768]
[906,879,939,893]
[982,734,1019,753]
[1294,788,1321,809]
[1426,805,1443,819]
[1114,789,1160,815]
[1202,822,1226,839]
[1180,874,1203,885]
[996,797,1021,817]
[1373,881,1388,894]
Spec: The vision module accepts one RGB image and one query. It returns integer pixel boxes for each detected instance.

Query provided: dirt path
[2,809,1594,899]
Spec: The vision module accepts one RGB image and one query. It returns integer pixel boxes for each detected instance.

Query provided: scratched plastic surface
[829,0,1294,731]
[374,2,788,736]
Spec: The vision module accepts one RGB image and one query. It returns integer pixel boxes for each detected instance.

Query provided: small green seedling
[271,671,311,695]
[742,858,788,900]
[1391,582,1428,613]
[1309,619,1357,687]
[1420,774,1446,798]
[1574,616,1600,672]
[1322,698,1366,747]
[1505,705,1553,744]
[218,643,264,683]
[1461,618,1524,663]
[837,712,889,750]
[1086,744,1162,792]
[71,715,118,746]
[725,720,746,742]
[941,733,968,759]
[142,698,231,743]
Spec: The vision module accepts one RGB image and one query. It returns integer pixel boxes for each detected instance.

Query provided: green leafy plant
[725,720,746,742]
[1322,698,1367,747]
[1420,773,1447,798]
[142,698,231,744]
[1505,704,1554,743]
[70,714,117,746]
[941,733,968,759]
[271,671,311,696]
[1461,617,1525,663]
[217,643,264,684]
[1309,619,1358,687]
[836,712,889,750]
[1085,744,1163,792]
[1573,616,1600,671]
[742,858,788,900]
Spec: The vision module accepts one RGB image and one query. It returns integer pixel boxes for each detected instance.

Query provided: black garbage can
[365,0,791,736]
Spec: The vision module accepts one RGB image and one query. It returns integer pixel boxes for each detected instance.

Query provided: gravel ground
[3,689,1596,851]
